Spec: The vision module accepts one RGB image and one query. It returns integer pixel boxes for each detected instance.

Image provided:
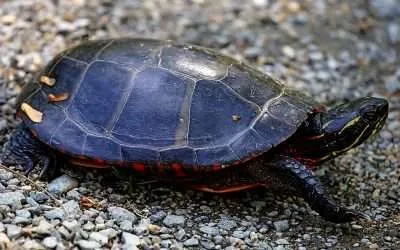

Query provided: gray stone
[44,208,65,220]
[184,237,199,247]
[232,230,248,239]
[58,226,72,240]
[48,175,79,195]
[276,238,290,245]
[22,239,45,250]
[66,189,81,200]
[83,221,95,231]
[5,224,22,239]
[218,218,237,231]
[42,236,57,249]
[26,197,40,207]
[370,0,400,18]
[200,240,216,249]
[150,211,166,222]
[76,240,101,250]
[13,216,31,225]
[199,226,219,236]
[0,192,24,206]
[35,220,54,235]
[29,192,49,203]
[63,200,81,217]
[274,220,289,232]
[108,206,137,223]
[388,22,400,44]
[89,232,108,246]
[16,209,31,218]
[174,228,186,241]
[162,215,185,227]
[99,228,118,239]
[0,170,13,181]
[134,218,150,235]
[309,51,324,61]
[62,220,80,232]
[122,232,141,250]
[282,46,296,59]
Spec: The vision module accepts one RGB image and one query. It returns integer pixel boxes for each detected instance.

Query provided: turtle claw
[22,162,35,176]
[344,209,371,221]
[325,206,370,223]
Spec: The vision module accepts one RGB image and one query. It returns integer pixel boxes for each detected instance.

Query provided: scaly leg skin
[192,155,369,223]
[1,123,57,179]
[256,155,369,223]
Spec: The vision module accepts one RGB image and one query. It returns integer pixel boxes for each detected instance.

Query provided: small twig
[0,163,63,207]
[135,180,159,185]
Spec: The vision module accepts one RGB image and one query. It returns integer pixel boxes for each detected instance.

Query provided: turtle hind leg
[1,123,57,179]
[252,156,369,223]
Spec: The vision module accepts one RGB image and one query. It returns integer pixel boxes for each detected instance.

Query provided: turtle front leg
[1,124,57,179]
[254,155,369,223]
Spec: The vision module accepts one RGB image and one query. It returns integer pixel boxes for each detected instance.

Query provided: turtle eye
[362,110,377,120]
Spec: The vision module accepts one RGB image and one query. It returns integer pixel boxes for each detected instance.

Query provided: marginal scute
[84,135,121,162]
[159,147,197,166]
[50,119,86,155]
[267,98,307,126]
[253,113,297,147]
[229,129,272,160]
[121,147,159,163]
[30,105,66,143]
[196,146,239,166]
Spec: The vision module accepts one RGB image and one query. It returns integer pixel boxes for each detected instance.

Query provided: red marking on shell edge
[29,129,38,138]
[93,158,105,164]
[212,164,221,171]
[69,158,110,169]
[190,184,262,193]
[312,106,326,113]
[171,163,186,177]
[132,163,145,173]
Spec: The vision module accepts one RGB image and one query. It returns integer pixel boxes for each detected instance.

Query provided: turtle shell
[18,38,320,173]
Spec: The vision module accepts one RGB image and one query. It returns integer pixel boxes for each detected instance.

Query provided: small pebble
[42,236,57,249]
[162,215,185,227]
[108,206,137,223]
[274,220,289,232]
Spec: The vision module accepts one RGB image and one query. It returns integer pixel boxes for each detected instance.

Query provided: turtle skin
[18,38,320,174]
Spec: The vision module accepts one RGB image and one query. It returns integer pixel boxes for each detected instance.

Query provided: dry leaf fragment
[232,115,241,121]
[20,103,43,123]
[40,76,56,86]
[48,93,69,102]
[0,233,12,250]
[80,196,103,210]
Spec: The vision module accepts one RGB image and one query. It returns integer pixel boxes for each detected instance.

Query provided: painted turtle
[1,38,388,223]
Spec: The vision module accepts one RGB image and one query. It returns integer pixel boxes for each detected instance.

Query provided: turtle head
[323,97,389,143]
[288,97,389,164]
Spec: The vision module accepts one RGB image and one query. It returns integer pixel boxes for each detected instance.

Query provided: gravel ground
[0,0,399,249]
